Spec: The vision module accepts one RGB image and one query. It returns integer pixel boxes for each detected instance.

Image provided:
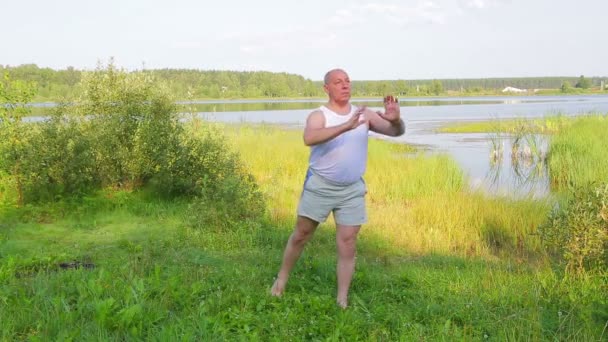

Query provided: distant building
[502,86,527,93]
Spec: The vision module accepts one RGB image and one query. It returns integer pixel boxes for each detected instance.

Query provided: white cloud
[327,2,449,27]
[218,27,341,58]
[334,0,507,26]
[212,1,506,63]
[462,0,487,9]
[239,46,259,54]
[458,0,505,10]
[171,41,202,49]
[328,9,360,27]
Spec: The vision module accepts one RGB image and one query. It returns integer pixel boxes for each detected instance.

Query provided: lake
[26,95,608,197]
[186,95,608,197]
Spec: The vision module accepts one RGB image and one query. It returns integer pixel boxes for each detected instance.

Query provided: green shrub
[8,105,97,202]
[0,73,37,205]
[182,121,265,229]
[1,63,265,224]
[539,183,608,273]
[68,62,181,189]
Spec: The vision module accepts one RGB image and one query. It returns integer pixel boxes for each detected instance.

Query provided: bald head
[324,68,348,85]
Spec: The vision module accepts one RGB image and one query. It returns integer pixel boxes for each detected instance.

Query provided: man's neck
[325,100,351,115]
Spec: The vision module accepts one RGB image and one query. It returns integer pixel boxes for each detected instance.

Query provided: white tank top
[308,105,369,184]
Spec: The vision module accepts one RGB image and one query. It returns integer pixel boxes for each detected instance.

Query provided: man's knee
[292,229,313,245]
[291,216,318,245]
[336,226,360,254]
[337,235,357,250]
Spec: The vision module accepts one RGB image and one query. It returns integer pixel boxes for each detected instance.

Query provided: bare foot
[337,298,348,309]
[271,278,285,297]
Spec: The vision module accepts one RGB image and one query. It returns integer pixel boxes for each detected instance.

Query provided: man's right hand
[304,107,368,146]
[343,106,367,130]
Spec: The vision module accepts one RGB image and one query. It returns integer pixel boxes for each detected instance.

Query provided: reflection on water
[482,134,549,198]
[177,97,570,113]
[24,95,604,116]
[384,129,551,198]
[22,95,608,197]
[180,100,505,113]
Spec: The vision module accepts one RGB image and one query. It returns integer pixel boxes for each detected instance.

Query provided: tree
[394,80,410,96]
[575,75,591,89]
[430,80,444,95]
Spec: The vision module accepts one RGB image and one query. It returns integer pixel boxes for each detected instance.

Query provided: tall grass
[228,125,549,258]
[1,123,606,340]
[547,114,608,189]
[437,113,608,191]
[1,190,605,340]
[438,115,573,134]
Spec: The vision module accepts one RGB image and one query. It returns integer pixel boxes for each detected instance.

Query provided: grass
[227,125,549,258]
[547,115,608,189]
[1,123,607,340]
[438,115,574,134]
[435,113,608,191]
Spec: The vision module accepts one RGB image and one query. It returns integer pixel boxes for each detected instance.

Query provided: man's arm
[303,109,366,146]
[368,112,405,136]
[368,96,405,137]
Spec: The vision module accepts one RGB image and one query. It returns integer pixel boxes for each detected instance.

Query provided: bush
[538,183,608,273]
[0,62,265,224]
[0,73,37,205]
[181,121,265,229]
[68,62,182,190]
[16,109,97,202]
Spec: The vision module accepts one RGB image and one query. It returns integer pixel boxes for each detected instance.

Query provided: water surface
[25,95,608,197]
[194,95,608,197]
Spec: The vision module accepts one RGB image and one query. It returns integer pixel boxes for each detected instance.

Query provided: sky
[1,0,607,81]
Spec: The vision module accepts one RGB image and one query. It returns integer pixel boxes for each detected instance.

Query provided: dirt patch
[59,260,95,270]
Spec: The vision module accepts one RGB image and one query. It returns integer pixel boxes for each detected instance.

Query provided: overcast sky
[1,0,606,80]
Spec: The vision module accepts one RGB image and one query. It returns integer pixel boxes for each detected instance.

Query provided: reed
[438,115,572,134]
[547,114,608,189]
[227,124,548,259]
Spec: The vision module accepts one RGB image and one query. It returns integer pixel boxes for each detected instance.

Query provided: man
[270,68,405,308]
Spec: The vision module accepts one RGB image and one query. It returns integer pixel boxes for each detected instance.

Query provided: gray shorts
[297,171,367,226]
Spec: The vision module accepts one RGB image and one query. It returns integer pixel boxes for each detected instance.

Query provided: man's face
[324,70,351,102]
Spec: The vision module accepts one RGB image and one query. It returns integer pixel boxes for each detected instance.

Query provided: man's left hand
[379,95,401,123]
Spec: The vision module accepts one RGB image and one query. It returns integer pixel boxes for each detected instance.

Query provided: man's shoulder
[307,108,325,119]
[310,107,324,114]
[305,108,326,127]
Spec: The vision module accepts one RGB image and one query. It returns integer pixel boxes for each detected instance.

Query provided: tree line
[1,63,606,101]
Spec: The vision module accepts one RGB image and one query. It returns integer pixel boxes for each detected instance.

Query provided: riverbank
[21,89,608,106]
[1,122,606,340]
[2,65,605,338]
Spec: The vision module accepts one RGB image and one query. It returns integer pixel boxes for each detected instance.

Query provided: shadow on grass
[1,193,605,340]
[0,193,538,284]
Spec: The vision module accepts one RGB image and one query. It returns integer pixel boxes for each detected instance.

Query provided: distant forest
[2,64,606,101]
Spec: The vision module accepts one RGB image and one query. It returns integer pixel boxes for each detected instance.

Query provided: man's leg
[271,215,319,296]
[336,224,360,308]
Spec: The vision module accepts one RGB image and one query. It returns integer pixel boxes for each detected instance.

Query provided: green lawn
[1,124,606,340]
